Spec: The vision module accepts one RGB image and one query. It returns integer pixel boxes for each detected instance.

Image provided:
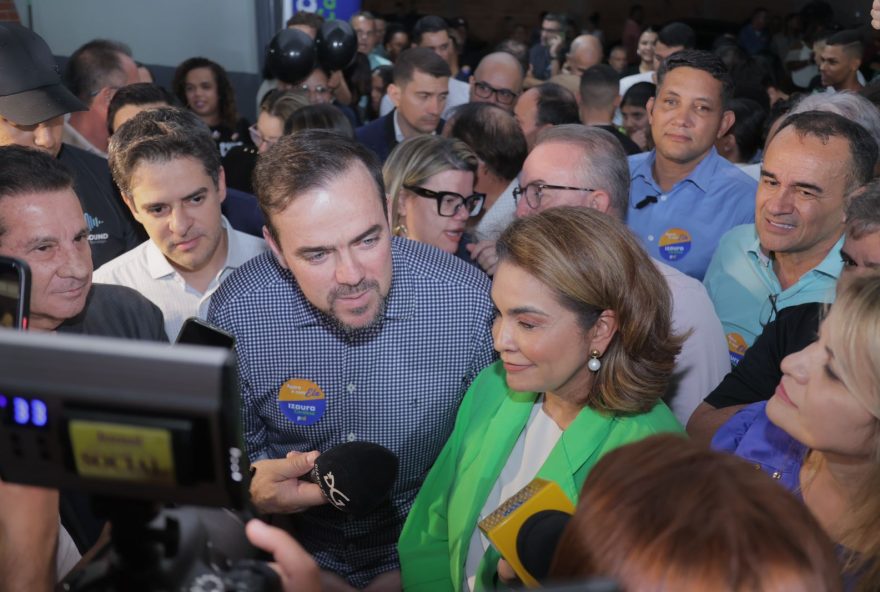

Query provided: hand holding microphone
[249,442,399,517]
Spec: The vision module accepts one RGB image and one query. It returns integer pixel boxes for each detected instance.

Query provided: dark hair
[550,435,843,591]
[108,107,220,199]
[284,103,355,139]
[253,130,386,244]
[64,39,133,103]
[826,29,864,57]
[578,64,620,110]
[542,12,565,26]
[172,57,239,130]
[286,11,324,31]
[763,95,797,144]
[621,81,656,109]
[107,83,178,135]
[534,82,580,127]
[449,103,527,181]
[384,23,408,47]
[657,22,696,49]
[412,15,448,45]
[724,98,767,162]
[776,110,878,192]
[0,145,74,240]
[657,49,734,106]
[393,48,451,85]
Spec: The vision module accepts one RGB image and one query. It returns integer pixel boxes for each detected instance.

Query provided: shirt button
[771,471,782,480]
[347,432,356,442]
[347,383,356,394]
[660,195,668,202]
[647,234,655,242]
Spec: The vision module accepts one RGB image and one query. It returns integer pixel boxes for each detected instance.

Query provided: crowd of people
[2,1,880,590]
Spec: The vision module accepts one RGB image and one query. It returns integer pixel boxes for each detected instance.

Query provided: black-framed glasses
[404,185,485,217]
[473,81,519,105]
[513,182,596,209]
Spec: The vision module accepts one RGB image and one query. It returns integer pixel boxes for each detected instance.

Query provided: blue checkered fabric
[208,237,496,587]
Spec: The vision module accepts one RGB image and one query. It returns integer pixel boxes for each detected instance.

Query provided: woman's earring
[394,223,408,237]
[588,350,602,372]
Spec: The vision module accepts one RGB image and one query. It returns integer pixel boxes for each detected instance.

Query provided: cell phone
[0,256,30,330]
[175,317,235,350]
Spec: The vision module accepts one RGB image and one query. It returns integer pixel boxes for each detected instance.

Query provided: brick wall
[0,0,20,23]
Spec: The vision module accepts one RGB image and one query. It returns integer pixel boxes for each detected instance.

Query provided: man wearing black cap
[0,23,143,268]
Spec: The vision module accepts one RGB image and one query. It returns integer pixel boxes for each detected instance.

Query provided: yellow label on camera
[69,420,175,485]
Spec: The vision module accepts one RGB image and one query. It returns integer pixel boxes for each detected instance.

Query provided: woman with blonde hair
[383,135,485,258]
[398,207,684,591]
[715,274,880,591]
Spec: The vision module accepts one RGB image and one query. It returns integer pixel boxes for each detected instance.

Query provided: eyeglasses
[299,84,331,96]
[248,124,280,148]
[473,81,519,105]
[513,182,595,209]
[541,27,562,34]
[403,185,485,217]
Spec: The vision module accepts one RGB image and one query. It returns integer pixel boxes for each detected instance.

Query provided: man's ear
[586,190,612,215]
[262,225,288,270]
[387,83,401,108]
[716,133,736,158]
[646,96,655,126]
[217,166,227,204]
[717,109,736,139]
[121,192,139,218]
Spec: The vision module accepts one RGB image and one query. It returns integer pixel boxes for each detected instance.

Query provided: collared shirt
[207,237,496,587]
[94,217,266,340]
[703,224,842,366]
[627,147,757,280]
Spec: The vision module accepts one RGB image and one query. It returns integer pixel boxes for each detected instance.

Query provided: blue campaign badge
[658,228,692,262]
[278,378,326,426]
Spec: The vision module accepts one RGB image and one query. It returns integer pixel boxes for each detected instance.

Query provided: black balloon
[316,20,357,72]
[266,28,316,84]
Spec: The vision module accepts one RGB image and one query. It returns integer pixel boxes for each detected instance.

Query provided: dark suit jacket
[355,110,445,163]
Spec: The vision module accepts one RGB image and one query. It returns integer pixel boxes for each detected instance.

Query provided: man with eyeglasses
[525,13,566,87]
[512,124,729,426]
[468,52,524,113]
[97,107,265,339]
[702,111,876,369]
[63,39,140,158]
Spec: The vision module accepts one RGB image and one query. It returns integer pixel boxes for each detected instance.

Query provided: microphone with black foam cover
[308,441,398,517]
[478,478,575,587]
[516,510,571,583]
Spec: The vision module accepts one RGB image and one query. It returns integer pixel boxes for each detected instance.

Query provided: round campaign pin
[727,333,749,367]
[658,228,692,262]
[278,378,326,426]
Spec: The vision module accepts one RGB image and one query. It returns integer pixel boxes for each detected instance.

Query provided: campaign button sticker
[278,378,326,426]
[658,228,692,262]
[727,333,749,367]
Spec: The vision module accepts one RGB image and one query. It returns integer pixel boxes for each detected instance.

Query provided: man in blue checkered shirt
[208,130,496,589]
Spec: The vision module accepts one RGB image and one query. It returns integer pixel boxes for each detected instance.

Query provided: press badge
[658,228,692,262]
[278,378,326,426]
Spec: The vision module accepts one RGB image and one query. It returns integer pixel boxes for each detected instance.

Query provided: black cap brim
[0,83,87,126]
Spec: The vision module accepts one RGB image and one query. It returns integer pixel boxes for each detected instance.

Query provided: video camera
[0,329,277,591]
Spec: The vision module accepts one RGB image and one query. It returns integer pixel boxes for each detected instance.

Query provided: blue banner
[286,0,362,23]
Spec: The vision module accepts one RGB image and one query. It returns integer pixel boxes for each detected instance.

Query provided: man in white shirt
[98,107,265,339]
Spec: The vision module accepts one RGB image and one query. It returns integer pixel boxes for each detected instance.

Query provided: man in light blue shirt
[628,50,757,280]
[704,110,878,365]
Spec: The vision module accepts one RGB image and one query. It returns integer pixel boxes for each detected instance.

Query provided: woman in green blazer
[398,207,686,591]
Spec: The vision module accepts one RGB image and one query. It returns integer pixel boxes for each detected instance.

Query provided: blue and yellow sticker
[278,378,326,426]
[658,228,692,262]
[727,333,748,366]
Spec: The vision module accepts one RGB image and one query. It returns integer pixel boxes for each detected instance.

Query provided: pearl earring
[588,350,602,372]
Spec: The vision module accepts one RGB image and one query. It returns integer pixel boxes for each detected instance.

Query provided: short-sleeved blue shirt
[627,148,758,280]
[703,224,842,366]
[208,237,497,587]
